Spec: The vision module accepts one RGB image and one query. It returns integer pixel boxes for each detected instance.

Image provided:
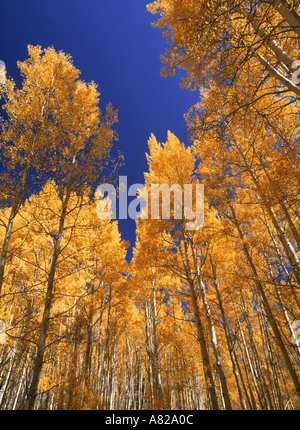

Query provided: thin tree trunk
[150,273,163,403]
[23,189,71,410]
[211,264,248,410]
[179,224,220,410]
[189,237,232,410]
[229,201,300,397]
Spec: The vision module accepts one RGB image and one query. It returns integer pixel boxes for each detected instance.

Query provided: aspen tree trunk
[233,348,255,410]
[150,274,163,403]
[260,313,281,409]
[83,282,95,395]
[0,346,16,409]
[264,252,300,363]
[238,319,266,409]
[144,304,152,407]
[263,213,300,311]
[144,300,161,407]
[277,354,296,409]
[23,189,71,410]
[229,201,300,397]
[12,363,27,410]
[241,296,270,409]
[95,296,105,401]
[232,290,266,409]
[211,265,247,410]
[211,0,300,95]
[258,304,284,409]
[189,236,232,410]
[0,204,17,295]
[131,341,137,409]
[232,135,300,286]
[125,331,133,409]
[138,355,143,410]
[57,292,79,410]
[257,154,300,252]
[267,0,300,38]
[238,4,296,73]
[3,295,37,409]
[109,328,118,410]
[103,287,112,410]
[179,225,220,410]
[230,294,259,410]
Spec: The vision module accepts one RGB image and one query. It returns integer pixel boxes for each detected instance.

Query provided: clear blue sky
[1,0,199,260]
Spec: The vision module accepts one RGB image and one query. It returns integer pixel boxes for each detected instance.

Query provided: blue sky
[1,0,199,259]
